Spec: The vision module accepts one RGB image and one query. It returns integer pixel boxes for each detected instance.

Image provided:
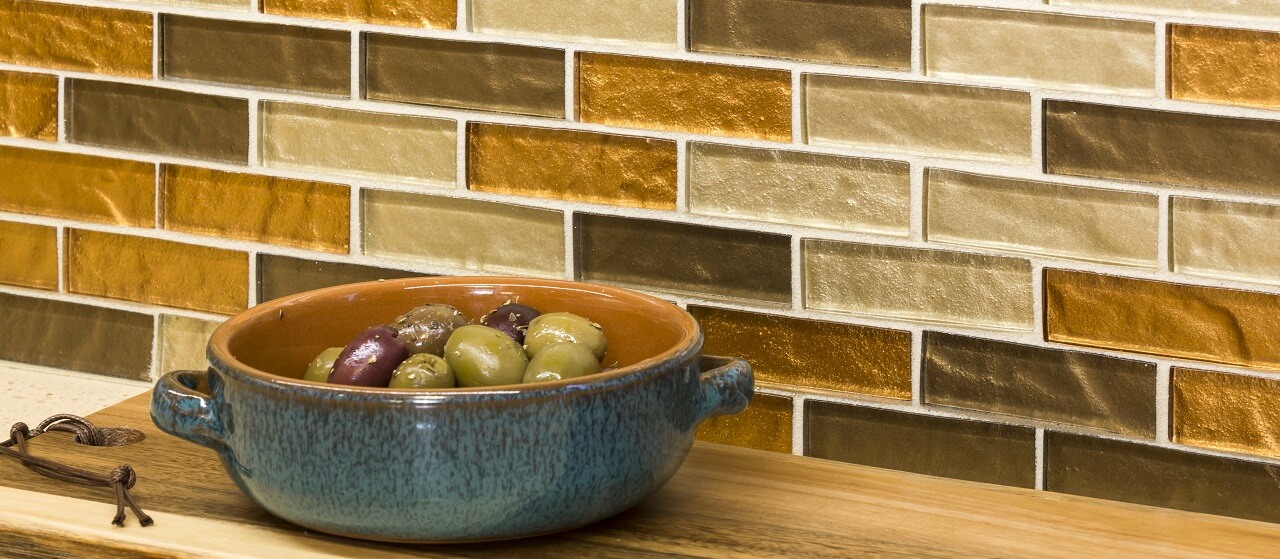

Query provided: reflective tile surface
[0,0,151,77]
[158,314,222,375]
[263,0,455,28]
[162,16,350,95]
[0,70,57,140]
[1172,367,1280,460]
[1172,197,1280,286]
[0,221,58,290]
[257,254,424,302]
[0,292,153,380]
[470,0,676,48]
[1169,25,1280,110]
[0,146,155,227]
[696,392,793,453]
[1049,0,1280,24]
[689,0,911,68]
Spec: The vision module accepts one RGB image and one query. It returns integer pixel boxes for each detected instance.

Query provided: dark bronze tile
[0,292,152,380]
[696,393,793,453]
[162,15,350,95]
[806,401,1036,487]
[258,254,424,302]
[1045,431,1280,523]
[689,0,911,68]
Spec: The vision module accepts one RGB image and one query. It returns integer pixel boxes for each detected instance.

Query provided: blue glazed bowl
[151,277,752,543]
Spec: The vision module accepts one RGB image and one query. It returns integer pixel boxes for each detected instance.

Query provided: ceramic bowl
[150,277,753,543]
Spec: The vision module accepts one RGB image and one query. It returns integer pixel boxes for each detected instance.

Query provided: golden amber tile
[67,80,249,164]
[257,254,424,302]
[1045,431,1280,524]
[0,0,151,77]
[264,0,455,28]
[690,306,911,398]
[1172,197,1280,286]
[0,146,154,227]
[1045,269,1280,369]
[159,314,222,375]
[925,332,1157,436]
[162,16,350,96]
[696,393,792,453]
[1049,0,1280,23]
[363,190,564,277]
[0,221,57,290]
[67,230,249,314]
[924,6,1154,95]
[1044,100,1280,196]
[805,75,1031,163]
[1173,367,1280,460]
[689,143,909,236]
[577,53,791,141]
[1170,25,1280,110]
[470,0,676,48]
[576,214,791,305]
[261,102,456,186]
[0,70,57,141]
[925,169,1159,267]
[806,401,1036,488]
[365,34,564,117]
[0,292,152,380]
[468,123,677,210]
[162,166,350,253]
[689,0,910,68]
[803,240,1034,330]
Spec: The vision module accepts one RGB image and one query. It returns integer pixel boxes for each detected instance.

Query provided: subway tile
[159,315,222,375]
[0,293,153,380]
[467,123,677,210]
[805,75,1030,163]
[0,70,57,141]
[0,0,151,77]
[0,221,58,290]
[261,101,456,186]
[263,0,455,28]
[1045,269,1280,369]
[1045,431,1280,523]
[1170,25,1280,110]
[1172,197,1280,286]
[924,332,1157,436]
[1049,0,1280,24]
[470,0,676,49]
[67,80,249,164]
[365,34,564,117]
[1173,368,1280,460]
[803,240,1033,330]
[690,306,911,399]
[1044,100,1280,196]
[689,0,910,68]
[161,166,350,253]
[257,254,424,302]
[0,146,154,227]
[67,230,249,314]
[689,143,910,236]
[923,6,1154,95]
[696,393,793,453]
[806,401,1037,488]
[575,214,791,305]
[577,53,791,141]
[363,190,564,277]
[162,16,350,96]
[925,169,1159,267]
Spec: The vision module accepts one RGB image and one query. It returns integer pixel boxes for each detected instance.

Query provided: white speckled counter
[0,362,149,428]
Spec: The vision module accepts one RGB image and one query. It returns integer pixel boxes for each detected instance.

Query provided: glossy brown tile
[1044,100,1280,196]
[576,53,791,141]
[0,292,152,380]
[0,70,57,140]
[159,314,222,375]
[162,166,350,253]
[1045,269,1280,369]
[575,214,791,305]
[690,306,911,398]
[697,393,793,453]
[365,34,564,117]
[162,16,350,96]
[66,230,249,314]
[1045,431,1280,523]
[67,80,249,163]
[689,0,910,68]
[263,0,455,29]
[925,332,1156,436]
[1169,25,1280,110]
[806,401,1036,488]
[467,123,677,210]
[1172,368,1280,460]
[0,146,155,227]
[0,0,151,77]
[258,254,424,302]
[0,221,58,290]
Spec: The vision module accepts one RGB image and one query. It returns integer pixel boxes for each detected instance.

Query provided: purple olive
[479,303,542,344]
[329,326,408,387]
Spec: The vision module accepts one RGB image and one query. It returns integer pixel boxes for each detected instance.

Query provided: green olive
[522,343,601,384]
[303,347,343,383]
[389,353,454,389]
[445,325,529,387]
[523,312,607,359]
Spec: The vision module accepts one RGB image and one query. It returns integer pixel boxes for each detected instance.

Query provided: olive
[329,326,409,387]
[445,325,528,387]
[524,312,607,359]
[393,304,468,356]
[522,343,601,384]
[479,303,541,344]
[389,353,454,389]
[302,347,343,383]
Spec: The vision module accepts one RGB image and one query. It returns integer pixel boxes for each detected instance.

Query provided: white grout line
[912,0,925,75]
[675,0,688,52]
[246,250,259,307]
[152,11,162,79]
[790,71,802,144]
[563,211,575,280]
[55,75,68,143]
[1158,194,1173,272]
[675,140,689,213]
[350,30,361,100]
[455,0,468,33]
[791,396,806,456]
[1030,263,1045,340]
[910,329,925,406]
[54,226,66,293]
[563,49,576,121]
[1156,363,1172,442]
[909,163,926,242]
[1155,19,1170,98]
[1034,428,1046,490]
[455,119,468,190]
[150,313,162,381]
[349,184,362,256]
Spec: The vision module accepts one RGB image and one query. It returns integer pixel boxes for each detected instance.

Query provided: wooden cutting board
[0,393,1277,558]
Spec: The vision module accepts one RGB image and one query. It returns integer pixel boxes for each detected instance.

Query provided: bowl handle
[694,355,754,422]
[151,370,225,451]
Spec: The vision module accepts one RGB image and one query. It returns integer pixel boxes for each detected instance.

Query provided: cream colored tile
[159,315,223,374]
[1173,197,1280,286]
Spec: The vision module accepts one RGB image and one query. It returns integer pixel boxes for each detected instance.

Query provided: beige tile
[689,0,911,68]
[1049,0,1280,23]
[470,0,677,48]
[159,315,223,374]
[1173,197,1280,286]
